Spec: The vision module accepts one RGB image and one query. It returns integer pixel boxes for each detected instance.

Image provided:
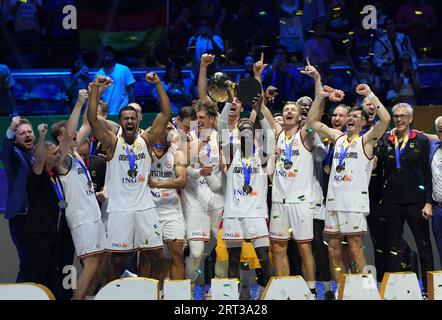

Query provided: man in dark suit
[378,103,434,296]
[0,116,35,282]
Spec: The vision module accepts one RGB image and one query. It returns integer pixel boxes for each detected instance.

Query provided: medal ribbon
[206,133,212,163]
[240,145,255,187]
[47,170,65,204]
[338,134,359,168]
[394,131,410,169]
[284,132,295,164]
[69,153,93,190]
[122,136,138,173]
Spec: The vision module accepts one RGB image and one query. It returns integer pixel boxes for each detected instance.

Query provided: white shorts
[325,210,368,235]
[107,208,163,252]
[222,217,269,241]
[71,220,107,258]
[185,208,223,241]
[312,201,325,220]
[270,202,314,242]
[158,213,186,242]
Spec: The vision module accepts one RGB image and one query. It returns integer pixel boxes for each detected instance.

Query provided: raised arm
[87,76,116,157]
[253,52,268,85]
[142,72,172,145]
[358,84,391,155]
[1,117,22,169]
[32,124,48,175]
[67,89,88,144]
[306,85,343,144]
[198,54,215,103]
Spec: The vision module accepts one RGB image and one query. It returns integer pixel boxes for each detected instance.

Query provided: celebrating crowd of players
[2,53,441,300]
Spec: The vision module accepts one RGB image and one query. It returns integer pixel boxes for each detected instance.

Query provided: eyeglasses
[393,114,411,120]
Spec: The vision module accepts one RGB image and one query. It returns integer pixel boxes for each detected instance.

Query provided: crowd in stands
[0,0,441,116]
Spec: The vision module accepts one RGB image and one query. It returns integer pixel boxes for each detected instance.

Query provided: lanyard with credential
[284,132,295,162]
[47,169,67,232]
[394,131,410,169]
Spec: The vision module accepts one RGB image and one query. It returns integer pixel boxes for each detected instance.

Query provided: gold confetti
[389,251,398,256]
[342,39,350,44]
[348,31,354,36]
[287,228,293,233]
[334,266,342,271]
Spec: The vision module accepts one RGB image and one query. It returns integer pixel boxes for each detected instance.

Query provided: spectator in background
[324,0,352,56]
[169,7,195,66]
[195,0,226,36]
[43,0,78,67]
[226,0,261,62]
[187,17,224,78]
[153,63,193,114]
[302,0,326,32]
[391,53,421,106]
[64,55,90,112]
[8,0,43,67]
[262,45,300,109]
[0,64,16,116]
[396,0,438,57]
[303,20,334,83]
[278,0,305,63]
[351,57,381,99]
[96,46,136,115]
[373,17,418,84]
[235,55,255,82]
[345,16,378,72]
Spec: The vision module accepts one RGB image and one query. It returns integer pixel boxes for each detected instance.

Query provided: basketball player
[148,128,187,280]
[267,99,318,294]
[306,76,391,290]
[53,90,107,300]
[182,102,224,285]
[87,73,171,282]
[221,94,275,297]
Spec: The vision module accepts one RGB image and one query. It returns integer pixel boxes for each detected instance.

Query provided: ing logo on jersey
[121,175,146,184]
[191,231,208,238]
[151,190,171,198]
[223,232,241,238]
[275,170,297,178]
[334,175,353,182]
[233,189,258,196]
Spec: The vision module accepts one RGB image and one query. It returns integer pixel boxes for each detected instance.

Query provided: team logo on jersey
[165,161,172,169]
[334,175,353,182]
[293,139,299,147]
[233,188,258,196]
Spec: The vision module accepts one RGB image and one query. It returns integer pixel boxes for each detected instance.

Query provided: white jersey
[326,135,373,213]
[272,130,315,203]
[105,135,155,212]
[59,153,102,230]
[182,130,224,211]
[150,150,182,217]
[224,147,268,218]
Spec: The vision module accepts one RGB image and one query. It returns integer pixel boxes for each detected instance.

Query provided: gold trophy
[207,72,262,105]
